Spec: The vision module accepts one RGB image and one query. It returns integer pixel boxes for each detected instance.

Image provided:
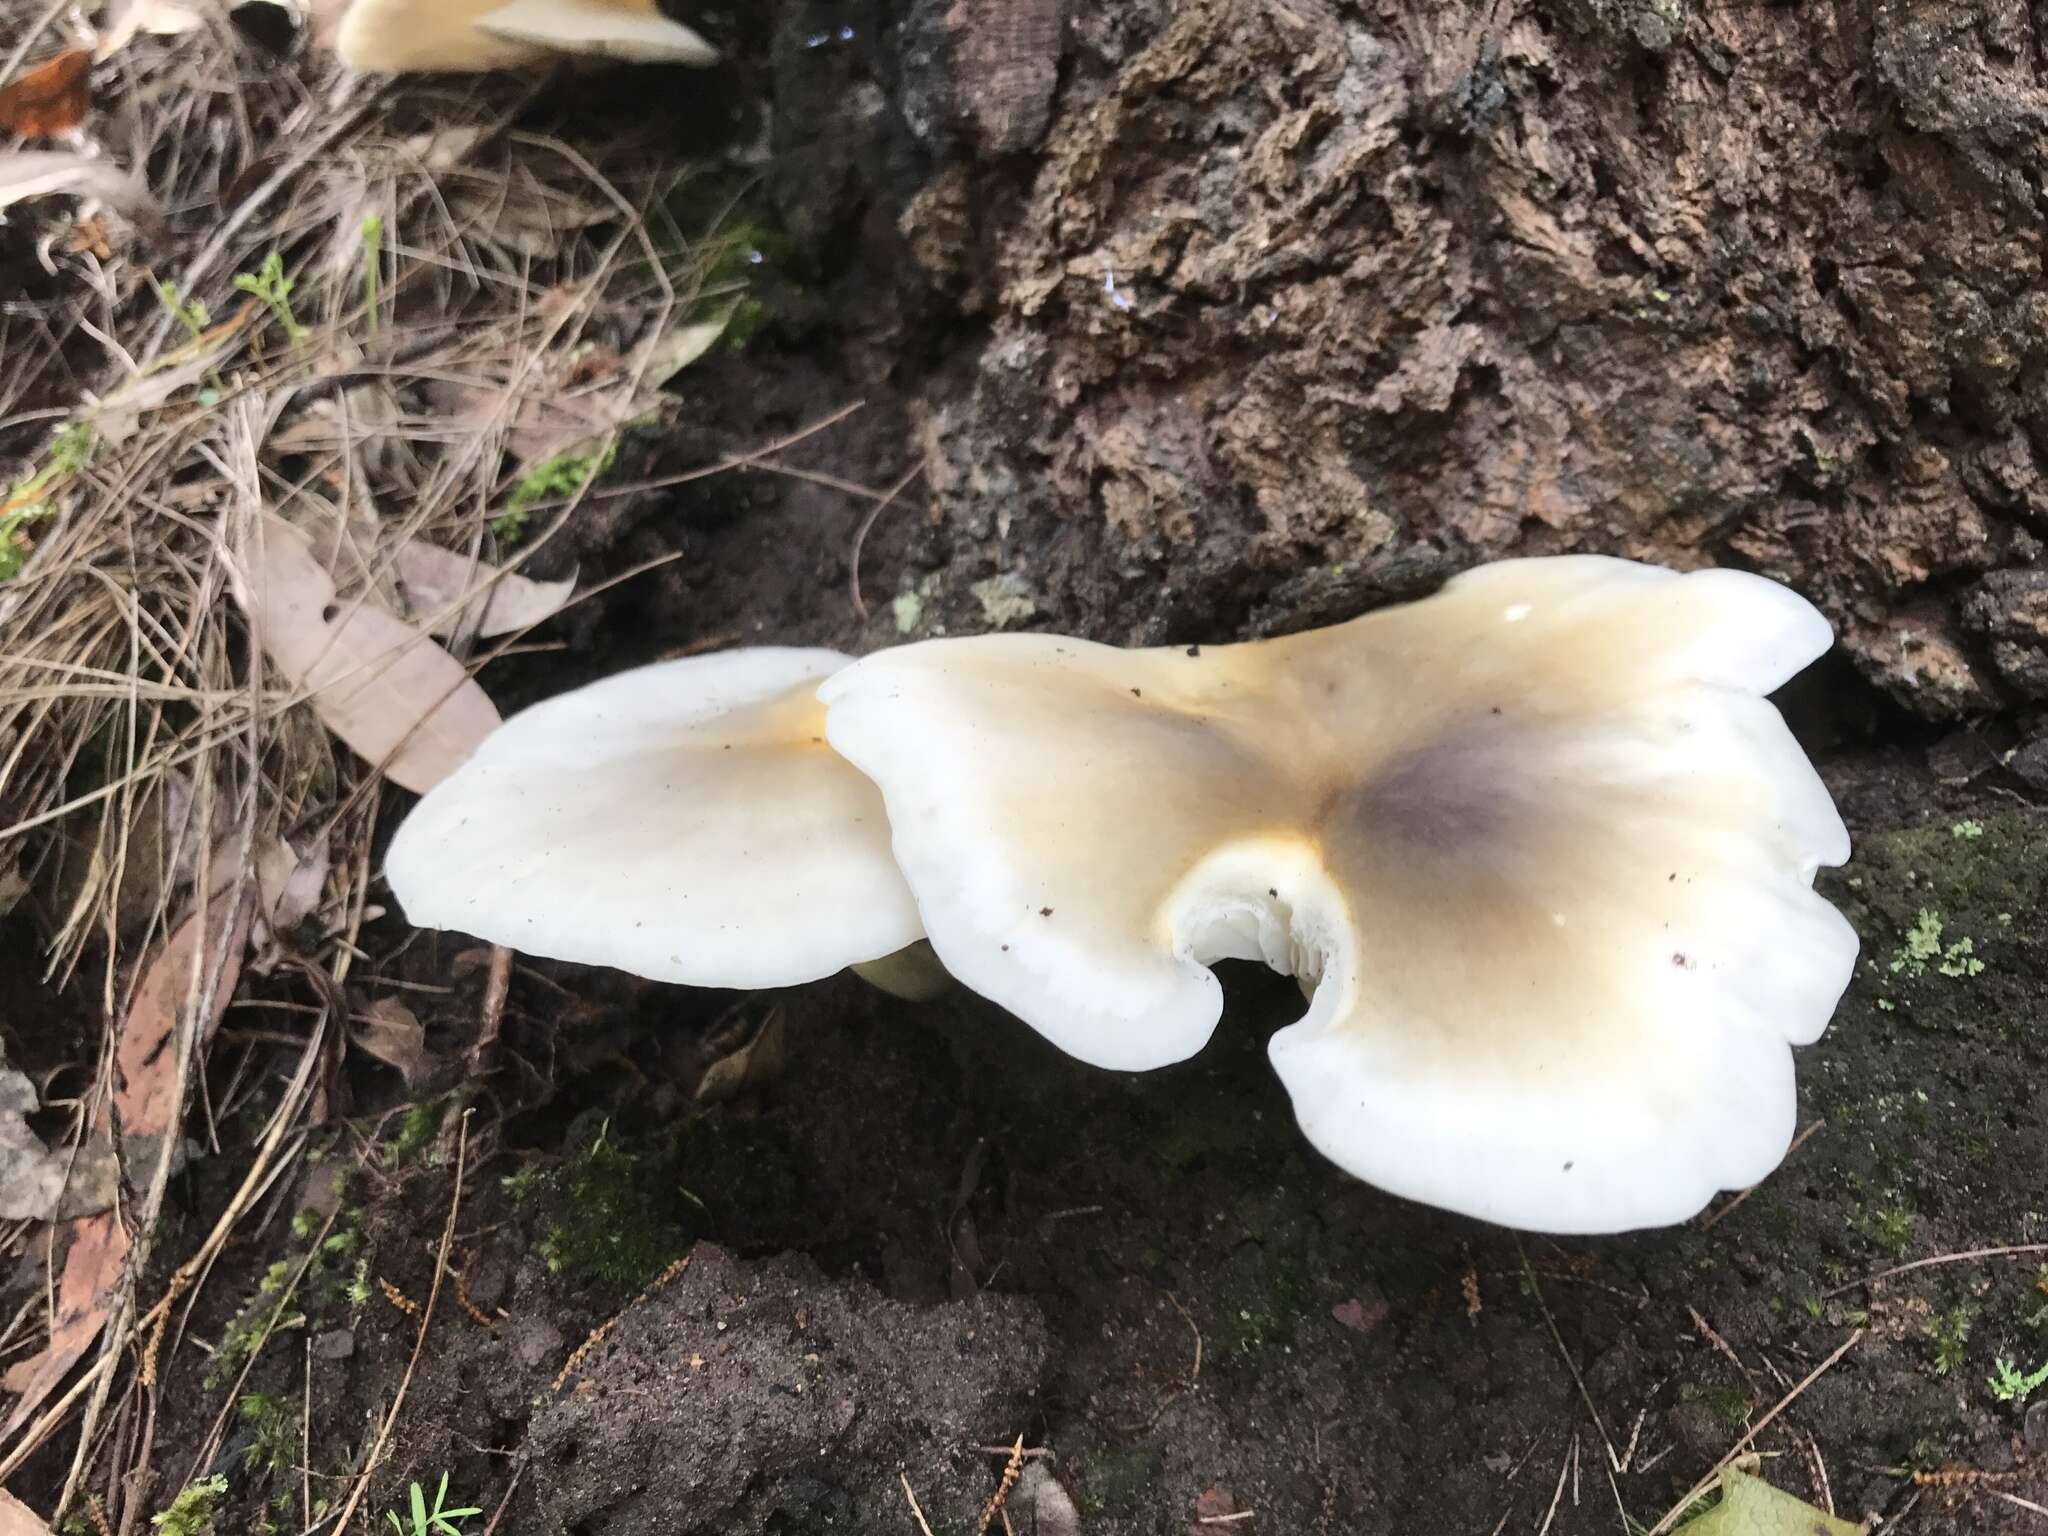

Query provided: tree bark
[767,0,2048,727]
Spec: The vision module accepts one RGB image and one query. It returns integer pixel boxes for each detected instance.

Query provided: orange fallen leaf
[229,519,501,794]
[1,893,247,1436]
[0,50,93,139]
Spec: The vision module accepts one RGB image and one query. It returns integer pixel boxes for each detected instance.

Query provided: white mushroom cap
[336,0,718,73]
[820,557,1858,1233]
[385,649,922,990]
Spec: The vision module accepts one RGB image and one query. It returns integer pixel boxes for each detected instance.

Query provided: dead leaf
[229,518,501,794]
[0,1068,117,1222]
[0,50,93,139]
[0,1212,125,1420]
[444,170,610,258]
[351,998,435,1085]
[639,312,730,389]
[1,894,247,1431]
[96,0,206,56]
[1190,1489,1247,1531]
[395,538,576,639]
[261,837,329,932]
[0,150,155,220]
[692,1007,786,1103]
[0,1489,54,1536]
[1670,1464,1861,1536]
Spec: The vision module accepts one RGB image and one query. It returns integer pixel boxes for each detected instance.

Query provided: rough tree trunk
[750,0,2048,736]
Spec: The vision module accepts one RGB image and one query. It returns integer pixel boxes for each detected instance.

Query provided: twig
[1645,1329,1864,1536]
[973,1436,1025,1536]
[1699,1120,1824,1230]
[900,1472,937,1536]
[323,1110,475,1536]
[1821,1243,2048,1299]
[301,1337,314,1534]
[1987,1490,2048,1522]
[849,464,925,620]
[1535,1437,1572,1536]
[472,943,512,1076]
[479,1462,525,1536]
[0,0,69,95]
[1517,1246,1620,1472]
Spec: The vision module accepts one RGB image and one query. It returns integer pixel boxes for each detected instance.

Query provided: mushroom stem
[851,941,954,1002]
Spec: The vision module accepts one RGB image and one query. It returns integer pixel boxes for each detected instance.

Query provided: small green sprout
[361,215,384,339]
[387,1474,481,1536]
[156,280,211,345]
[0,422,97,579]
[1950,819,1985,839]
[1989,1356,2048,1404]
[345,1256,371,1307]
[492,438,618,545]
[233,252,309,344]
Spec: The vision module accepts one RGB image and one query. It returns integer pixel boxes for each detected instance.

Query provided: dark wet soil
[37,747,2025,1536]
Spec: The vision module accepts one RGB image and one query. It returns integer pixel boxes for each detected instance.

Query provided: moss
[1073,1445,1160,1518]
[528,1121,697,1288]
[1680,1380,1753,1431]
[151,1475,228,1536]
[1213,1239,1305,1354]
[1147,1108,1263,1175]
[1822,813,2047,1044]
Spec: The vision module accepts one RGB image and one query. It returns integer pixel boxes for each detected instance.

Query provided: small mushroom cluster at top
[334,0,719,74]
[385,556,1859,1235]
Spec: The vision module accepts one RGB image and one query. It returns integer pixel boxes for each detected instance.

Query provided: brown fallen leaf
[0,1211,124,1417]
[229,518,501,794]
[692,1007,786,1103]
[0,1489,55,1536]
[96,0,207,56]
[351,997,436,1085]
[0,49,93,139]
[1,894,248,1434]
[394,538,576,639]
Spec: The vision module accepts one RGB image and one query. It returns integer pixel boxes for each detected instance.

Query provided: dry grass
[0,14,743,1524]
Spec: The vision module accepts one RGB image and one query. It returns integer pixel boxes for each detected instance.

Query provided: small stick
[473,944,512,1076]
[1821,1243,2048,1298]
[324,1111,475,1536]
[1645,1329,1864,1536]
[973,1436,1025,1536]
[479,1462,526,1536]
[1534,1439,1572,1536]
[302,1337,313,1533]
[1699,1121,1823,1230]
[1517,1246,1620,1472]
[849,464,925,620]
[900,1472,936,1536]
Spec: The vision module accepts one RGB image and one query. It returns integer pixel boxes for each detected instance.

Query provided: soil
[8,2,2048,1533]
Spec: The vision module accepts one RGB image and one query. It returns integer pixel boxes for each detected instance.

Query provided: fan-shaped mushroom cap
[820,557,1857,1233]
[337,0,718,73]
[385,649,921,990]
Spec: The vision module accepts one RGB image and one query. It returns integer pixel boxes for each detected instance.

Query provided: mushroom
[820,556,1856,1233]
[384,649,923,990]
[336,0,719,73]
